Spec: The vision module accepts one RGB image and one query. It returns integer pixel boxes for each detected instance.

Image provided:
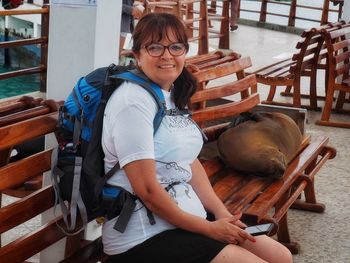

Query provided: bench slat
[0,218,67,263]
[0,112,57,151]
[192,94,260,123]
[193,57,252,83]
[0,149,52,191]
[0,186,55,234]
[224,175,270,213]
[0,106,51,127]
[191,74,256,103]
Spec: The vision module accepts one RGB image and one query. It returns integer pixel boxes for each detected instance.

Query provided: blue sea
[0,66,40,99]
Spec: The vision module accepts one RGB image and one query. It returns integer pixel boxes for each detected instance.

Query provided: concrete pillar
[41,1,122,262]
[343,0,350,22]
[46,0,121,101]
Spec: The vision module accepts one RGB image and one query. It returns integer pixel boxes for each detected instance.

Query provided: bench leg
[277,213,300,254]
[309,68,319,110]
[291,160,325,213]
[280,85,292,96]
[266,85,277,102]
[292,81,301,108]
[275,191,300,254]
[334,90,346,112]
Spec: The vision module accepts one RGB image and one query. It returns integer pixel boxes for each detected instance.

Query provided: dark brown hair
[132,13,197,110]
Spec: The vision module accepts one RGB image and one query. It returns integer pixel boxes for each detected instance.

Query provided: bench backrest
[322,24,350,83]
[0,96,43,117]
[0,110,108,263]
[0,113,62,263]
[186,51,241,74]
[0,98,60,128]
[191,56,259,127]
[290,21,348,77]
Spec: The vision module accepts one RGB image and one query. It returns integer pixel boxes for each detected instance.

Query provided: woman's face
[134,28,187,91]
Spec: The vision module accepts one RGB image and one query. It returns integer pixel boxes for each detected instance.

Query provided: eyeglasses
[143,43,188,57]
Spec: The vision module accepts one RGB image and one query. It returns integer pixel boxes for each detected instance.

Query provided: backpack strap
[110,71,166,134]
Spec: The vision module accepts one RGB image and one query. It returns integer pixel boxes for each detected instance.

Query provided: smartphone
[245,223,274,236]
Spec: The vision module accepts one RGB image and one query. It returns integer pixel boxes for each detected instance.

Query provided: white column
[343,0,350,22]
[41,1,122,262]
[46,0,121,101]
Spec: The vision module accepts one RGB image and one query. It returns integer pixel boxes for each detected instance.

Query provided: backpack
[51,64,183,234]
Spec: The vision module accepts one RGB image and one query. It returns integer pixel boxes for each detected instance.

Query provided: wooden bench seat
[248,22,348,110]
[191,57,336,254]
[0,58,336,262]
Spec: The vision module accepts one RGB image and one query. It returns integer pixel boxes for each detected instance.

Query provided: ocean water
[0,66,40,99]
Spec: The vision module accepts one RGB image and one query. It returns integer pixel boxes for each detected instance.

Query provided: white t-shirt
[101,81,205,255]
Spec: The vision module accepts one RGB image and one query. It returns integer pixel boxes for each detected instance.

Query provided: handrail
[0,8,49,16]
[237,0,343,27]
[0,66,45,81]
[0,5,49,94]
[0,37,47,48]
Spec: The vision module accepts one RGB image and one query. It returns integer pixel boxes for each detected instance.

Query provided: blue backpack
[52,64,179,234]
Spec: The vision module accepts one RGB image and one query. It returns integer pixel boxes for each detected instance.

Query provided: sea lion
[217,111,302,179]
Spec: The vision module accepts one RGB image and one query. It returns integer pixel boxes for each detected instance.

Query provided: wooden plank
[193,57,252,83]
[0,218,67,263]
[191,74,256,103]
[0,186,55,234]
[0,106,51,127]
[192,94,260,123]
[0,149,52,191]
[0,112,57,151]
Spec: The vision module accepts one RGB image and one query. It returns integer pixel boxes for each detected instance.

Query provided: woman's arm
[124,159,211,233]
[124,159,254,244]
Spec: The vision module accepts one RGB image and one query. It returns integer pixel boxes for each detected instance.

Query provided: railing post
[321,0,330,25]
[40,4,49,93]
[288,0,297,27]
[198,0,209,55]
[219,0,230,49]
[260,0,267,23]
[4,28,11,67]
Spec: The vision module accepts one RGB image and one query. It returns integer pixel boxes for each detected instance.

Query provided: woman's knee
[246,235,293,263]
[210,244,267,263]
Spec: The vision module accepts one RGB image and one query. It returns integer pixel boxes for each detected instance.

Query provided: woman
[102,12,293,263]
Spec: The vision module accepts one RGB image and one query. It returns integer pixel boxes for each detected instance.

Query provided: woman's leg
[211,244,268,263]
[240,235,293,263]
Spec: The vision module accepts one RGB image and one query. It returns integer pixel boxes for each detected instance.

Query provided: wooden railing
[237,0,343,27]
[0,4,49,93]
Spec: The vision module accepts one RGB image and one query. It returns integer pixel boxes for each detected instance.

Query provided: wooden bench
[190,57,336,253]
[185,50,241,73]
[0,112,102,263]
[0,97,61,247]
[316,23,350,128]
[0,96,43,118]
[248,22,348,110]
[0,59,336,262]
[0,97,61,200]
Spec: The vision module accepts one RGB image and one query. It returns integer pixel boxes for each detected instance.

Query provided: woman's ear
[133,52,141,68]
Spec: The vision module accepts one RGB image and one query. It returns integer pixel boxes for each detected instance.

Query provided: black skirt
[106,229,227,263]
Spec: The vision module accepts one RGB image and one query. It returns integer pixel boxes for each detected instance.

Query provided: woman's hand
[208,217,256,245]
